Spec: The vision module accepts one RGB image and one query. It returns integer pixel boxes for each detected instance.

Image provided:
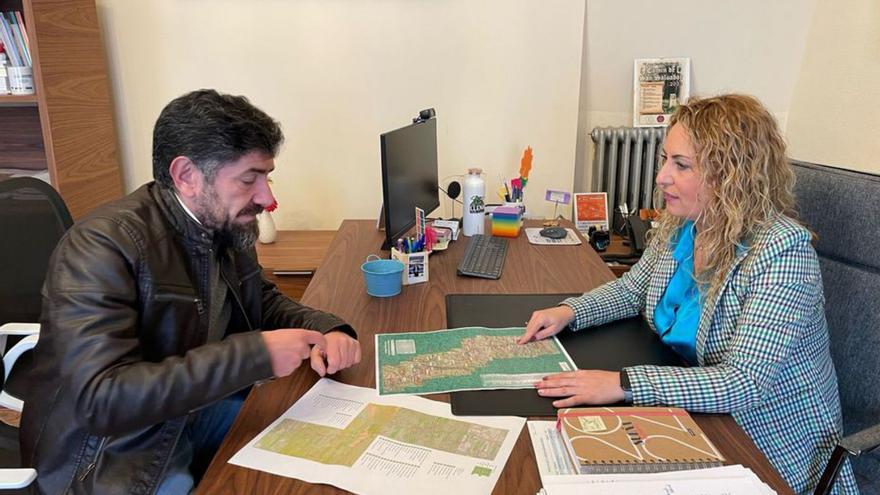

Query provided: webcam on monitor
[412,108,436,124]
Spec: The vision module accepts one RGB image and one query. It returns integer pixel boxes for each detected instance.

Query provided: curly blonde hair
[650,94,796,300]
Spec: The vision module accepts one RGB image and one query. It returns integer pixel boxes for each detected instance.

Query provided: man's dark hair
[152,89,284,187]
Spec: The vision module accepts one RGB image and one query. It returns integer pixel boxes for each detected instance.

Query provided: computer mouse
[539,227,568,239]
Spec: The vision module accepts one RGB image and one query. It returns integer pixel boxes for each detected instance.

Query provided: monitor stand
[376,203,386,232]
[377,203,392,250]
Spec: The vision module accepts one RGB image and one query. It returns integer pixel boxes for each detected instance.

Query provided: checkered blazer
[563,215,858,495]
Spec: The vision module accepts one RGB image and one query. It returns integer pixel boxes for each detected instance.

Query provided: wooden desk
[200,219,793,494]
[255,230,336,300]
[604,233,636,277]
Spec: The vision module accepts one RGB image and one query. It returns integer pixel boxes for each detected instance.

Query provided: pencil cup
[8,66,34,95]
[361,255,404,297]
[390,248,429,285]
[502,201,526,218]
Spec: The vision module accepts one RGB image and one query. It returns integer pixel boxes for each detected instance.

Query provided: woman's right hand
[517,305,575,344]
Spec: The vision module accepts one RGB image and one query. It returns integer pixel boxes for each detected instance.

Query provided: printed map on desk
[229,379,524,495]
[375,327,576,395]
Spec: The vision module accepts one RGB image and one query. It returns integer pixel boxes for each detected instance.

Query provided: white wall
[574,0,818,191]
[786,0,880,174]
[96,0,586,229]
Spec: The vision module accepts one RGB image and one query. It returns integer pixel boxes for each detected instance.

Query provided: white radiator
[591,127,666,230]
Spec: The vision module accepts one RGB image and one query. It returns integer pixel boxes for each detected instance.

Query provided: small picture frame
[573,192,609,232]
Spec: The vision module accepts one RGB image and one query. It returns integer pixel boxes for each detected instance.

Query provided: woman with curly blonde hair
[519,94,857,494]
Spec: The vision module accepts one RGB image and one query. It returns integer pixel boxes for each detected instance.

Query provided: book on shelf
[556,406,725,474]
[0,10,31,67]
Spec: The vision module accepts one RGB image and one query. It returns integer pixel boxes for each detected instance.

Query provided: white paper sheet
[230,379,526,495]
[526,421,577,479]
[526,421,776,495]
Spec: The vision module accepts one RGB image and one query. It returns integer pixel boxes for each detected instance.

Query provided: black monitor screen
[380,117,439,250]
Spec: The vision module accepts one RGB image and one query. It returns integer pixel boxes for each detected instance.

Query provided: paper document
[230,379,526,495]
[525,228,582,245]
[526,421,776,495]
[376,327,576,395]
[527,421,577,478]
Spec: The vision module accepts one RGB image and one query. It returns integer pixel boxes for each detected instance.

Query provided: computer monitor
[379,116,439,250]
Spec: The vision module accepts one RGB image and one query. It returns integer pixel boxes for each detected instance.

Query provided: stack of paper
[528,421,777,495]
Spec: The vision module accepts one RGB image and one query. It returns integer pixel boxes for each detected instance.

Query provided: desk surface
[254,230,337,273]
[200,219,793,495]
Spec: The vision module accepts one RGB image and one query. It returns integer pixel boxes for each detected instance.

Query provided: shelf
[2,0,123,219]
[0,93,38,106]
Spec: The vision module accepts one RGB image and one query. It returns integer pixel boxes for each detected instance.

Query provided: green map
[375,327,576,395]
[255,403,506,465]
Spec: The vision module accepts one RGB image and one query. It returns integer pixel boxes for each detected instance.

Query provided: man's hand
[517,305,575,344]
[261,329,327,378]
[311,331,361,376]
[535,370,625,408]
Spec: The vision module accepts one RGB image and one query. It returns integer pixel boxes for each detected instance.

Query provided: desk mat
[446,293,683,417]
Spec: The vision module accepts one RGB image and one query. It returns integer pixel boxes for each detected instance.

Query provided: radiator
[590,127,666,230]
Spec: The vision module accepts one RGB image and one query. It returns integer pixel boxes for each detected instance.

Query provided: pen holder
[491,205,522,238]
[390,248,429,285]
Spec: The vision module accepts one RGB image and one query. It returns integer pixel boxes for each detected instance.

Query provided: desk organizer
[390,248,429,285]
[491,206,522,237]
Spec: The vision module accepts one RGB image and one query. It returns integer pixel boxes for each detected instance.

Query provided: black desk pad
[445,293,683,417]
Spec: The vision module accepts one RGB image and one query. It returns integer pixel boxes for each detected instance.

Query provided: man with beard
[20,89,361,494]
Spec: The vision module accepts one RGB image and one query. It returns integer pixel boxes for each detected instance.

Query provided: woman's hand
[517,305,575,344]
[535,370,625,408]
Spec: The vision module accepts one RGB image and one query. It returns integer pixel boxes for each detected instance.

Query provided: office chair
[0,177,75,490]
[0,336,37,490]
[0,177,73,326]
[792,161,880,495]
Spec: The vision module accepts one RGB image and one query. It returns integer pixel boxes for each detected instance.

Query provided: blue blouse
[653,221,702,365]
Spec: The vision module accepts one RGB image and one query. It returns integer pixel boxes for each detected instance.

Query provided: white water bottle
[462,168,485,237]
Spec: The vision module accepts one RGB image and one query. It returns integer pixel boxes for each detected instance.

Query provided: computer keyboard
[457,234,508,279]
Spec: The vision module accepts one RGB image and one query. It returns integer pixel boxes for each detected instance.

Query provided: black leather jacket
[20,183,354,494]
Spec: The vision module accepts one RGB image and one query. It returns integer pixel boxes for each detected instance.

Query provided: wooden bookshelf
[0,94,37,105]
[0,0,122,219]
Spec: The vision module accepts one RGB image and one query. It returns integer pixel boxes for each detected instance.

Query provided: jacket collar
[645,223,754,364]
[152,183,216,248]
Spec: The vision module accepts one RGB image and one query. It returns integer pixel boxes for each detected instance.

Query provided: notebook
[557,407,725,474]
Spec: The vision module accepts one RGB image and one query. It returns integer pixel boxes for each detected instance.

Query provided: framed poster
[573,192,609,232]
[633,58,691,127]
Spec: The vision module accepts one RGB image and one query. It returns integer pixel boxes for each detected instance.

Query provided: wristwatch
[619,369,634,403]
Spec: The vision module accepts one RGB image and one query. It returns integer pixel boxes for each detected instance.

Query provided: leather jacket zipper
[154,292,205,315]
[78,436,108,482]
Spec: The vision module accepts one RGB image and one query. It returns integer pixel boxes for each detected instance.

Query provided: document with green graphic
[376,326,576,395]
[229,379,524,495]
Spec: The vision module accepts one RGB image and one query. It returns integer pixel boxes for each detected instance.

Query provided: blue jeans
[156,389,248,494]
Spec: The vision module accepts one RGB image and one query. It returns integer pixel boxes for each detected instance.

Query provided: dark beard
[216,220,259,251]
[195,186,262,251]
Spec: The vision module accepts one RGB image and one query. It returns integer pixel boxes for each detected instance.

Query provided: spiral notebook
[557,407,725,474]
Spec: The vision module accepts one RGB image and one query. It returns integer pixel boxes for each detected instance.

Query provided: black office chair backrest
[792,161,880,491]
[0,177,73,326]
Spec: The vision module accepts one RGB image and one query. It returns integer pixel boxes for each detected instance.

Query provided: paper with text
[230,379,525,495]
